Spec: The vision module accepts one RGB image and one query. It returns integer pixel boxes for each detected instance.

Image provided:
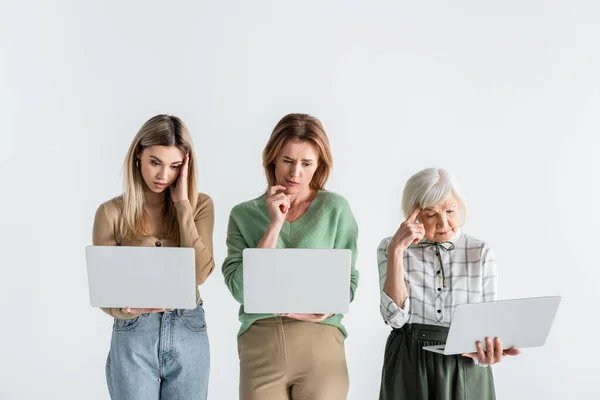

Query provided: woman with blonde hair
[223,113,359,400]
[92,114,215,400]
[377,167,519,399]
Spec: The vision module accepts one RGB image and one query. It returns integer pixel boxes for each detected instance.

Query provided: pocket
[113,316,142,331]
[182,305,208,332]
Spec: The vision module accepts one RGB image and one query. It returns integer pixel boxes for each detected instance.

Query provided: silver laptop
[85,245,197,309]
[243,248,351,314]
[423,296,561,355]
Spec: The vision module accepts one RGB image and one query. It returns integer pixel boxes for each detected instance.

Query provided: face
[274,138,320,195]
[418,193,460,242]
[138,145,185,193]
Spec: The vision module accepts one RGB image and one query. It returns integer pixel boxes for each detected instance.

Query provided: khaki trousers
[238,317,349,400]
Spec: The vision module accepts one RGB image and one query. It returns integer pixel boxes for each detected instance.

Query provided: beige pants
[238,317,349,400]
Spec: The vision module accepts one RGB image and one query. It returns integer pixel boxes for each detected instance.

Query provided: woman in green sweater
[223,113,359,400]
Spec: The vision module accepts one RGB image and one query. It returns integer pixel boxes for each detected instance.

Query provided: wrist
[268,222,283,233]
[389,244,406,257]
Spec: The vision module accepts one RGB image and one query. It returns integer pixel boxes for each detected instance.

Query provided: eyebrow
[424,204,457,212]
[282,156,314,162]
[149,155,183,165]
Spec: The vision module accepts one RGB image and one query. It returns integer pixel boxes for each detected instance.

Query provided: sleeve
[174,194,215,286]
[481,246,498,302]
[377,238,410,328]
[472,245,498,367]
[333,200,359,302]
[92,204,134,320]
[222,210,248,304]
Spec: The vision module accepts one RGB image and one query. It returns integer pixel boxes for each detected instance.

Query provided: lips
[154,182,167,187]
[286,179,299,185]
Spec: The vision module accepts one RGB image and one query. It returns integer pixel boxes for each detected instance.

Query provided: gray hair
[401,168,467,223]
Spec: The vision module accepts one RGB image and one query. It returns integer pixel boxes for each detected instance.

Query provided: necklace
[291,193,311,222]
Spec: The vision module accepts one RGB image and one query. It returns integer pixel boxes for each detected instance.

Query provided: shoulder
[193,192,214,219]
[319,190,350,207]
[378,236,393,254]
[96,195,123,222]
[195,192,214,210]
[230,194,265,218]
[458,231,495,257]
[318,191,353,215]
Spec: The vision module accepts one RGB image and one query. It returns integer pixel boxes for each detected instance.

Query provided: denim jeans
[106,304,210,400]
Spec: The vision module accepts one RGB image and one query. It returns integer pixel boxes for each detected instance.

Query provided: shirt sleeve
[481,246,498,302]
[222,210,248,304]
[378,238,410,328]
[333,200,359,302]
[174,194,215,286]
[92,203,134,320]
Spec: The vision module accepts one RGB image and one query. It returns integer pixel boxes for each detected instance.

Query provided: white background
[1,1,599,399]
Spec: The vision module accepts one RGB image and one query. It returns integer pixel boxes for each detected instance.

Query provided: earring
[136,160,140,168]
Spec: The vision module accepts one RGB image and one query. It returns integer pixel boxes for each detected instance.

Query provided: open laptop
[85,245,197,309]
[243,248,351,314]
[423,296,561,355]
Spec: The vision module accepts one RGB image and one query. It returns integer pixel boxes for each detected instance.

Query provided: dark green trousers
[379,324,495,400]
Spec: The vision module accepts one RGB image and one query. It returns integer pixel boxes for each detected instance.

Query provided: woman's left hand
[462,337,520,365]
[280,313,333,323]
[170,155,189,203]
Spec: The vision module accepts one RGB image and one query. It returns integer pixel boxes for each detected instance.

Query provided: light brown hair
[121,114,198,239]
[262,113,333,191]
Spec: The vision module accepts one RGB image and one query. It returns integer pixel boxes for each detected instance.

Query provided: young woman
[222,113,359,400]
[92,114,215,400]
[377,167,519,400]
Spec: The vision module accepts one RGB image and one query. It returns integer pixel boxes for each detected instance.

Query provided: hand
[265,185,290,228]
[389,207,425,254]
[462,337,521,365]
[281,313,333,323]
[170,155,189,203]
[122,307,173,317]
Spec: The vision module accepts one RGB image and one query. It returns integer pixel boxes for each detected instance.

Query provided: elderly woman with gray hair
[378,168,519,400]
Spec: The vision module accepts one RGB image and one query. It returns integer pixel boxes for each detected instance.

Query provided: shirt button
[437,309,442,313]
[436,270,441,275]
[155,241,162,247]
[437,288,442,292]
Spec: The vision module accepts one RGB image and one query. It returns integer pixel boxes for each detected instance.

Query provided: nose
[290,163,301,177]
[436,214,449,229]
[156,166,168,180]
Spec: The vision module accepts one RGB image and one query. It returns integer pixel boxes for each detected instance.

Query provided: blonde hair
[401,168,467,224]
[262,113,333,191]
[121,114,198,240]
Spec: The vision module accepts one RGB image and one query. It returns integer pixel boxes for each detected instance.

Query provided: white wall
[1,0,599,399]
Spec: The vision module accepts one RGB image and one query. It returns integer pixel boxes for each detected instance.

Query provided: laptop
[85,245,197,309]
[423,296,561,355]
[243,248,351,314]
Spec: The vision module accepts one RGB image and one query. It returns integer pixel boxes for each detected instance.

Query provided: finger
[476,341,486,362]
[504,348,521,356]
[461,352,477,359]
[279,197,290,213]
[269,185,287,196]
[406,207,422,224]
[485,337,494,363]
[494,337,504,361]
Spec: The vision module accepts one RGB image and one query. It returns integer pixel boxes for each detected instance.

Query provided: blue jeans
[106,304,210,400]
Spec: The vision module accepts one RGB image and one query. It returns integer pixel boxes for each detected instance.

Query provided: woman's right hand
[388,207,425,254]
[122,307,172,317]
[266,185,290,228]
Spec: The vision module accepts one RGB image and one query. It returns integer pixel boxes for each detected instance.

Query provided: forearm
[383,249,409,308]
[257,225,281,248]
[174,200,215,285]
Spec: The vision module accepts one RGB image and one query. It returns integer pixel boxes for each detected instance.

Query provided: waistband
[393,323,449,342]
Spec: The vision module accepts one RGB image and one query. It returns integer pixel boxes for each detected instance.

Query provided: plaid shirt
[378,230,498,328]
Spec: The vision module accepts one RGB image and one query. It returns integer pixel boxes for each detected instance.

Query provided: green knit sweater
[222,190,359,337]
